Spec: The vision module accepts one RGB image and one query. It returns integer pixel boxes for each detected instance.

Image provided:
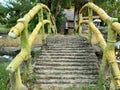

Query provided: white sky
[0,0,4,3]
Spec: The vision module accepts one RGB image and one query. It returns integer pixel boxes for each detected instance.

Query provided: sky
[0,0,4,3]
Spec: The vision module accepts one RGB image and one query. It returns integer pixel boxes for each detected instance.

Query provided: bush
[0,61,9,90]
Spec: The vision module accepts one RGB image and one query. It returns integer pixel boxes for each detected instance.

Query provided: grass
[0,61,10,90]
[0,24,9,31]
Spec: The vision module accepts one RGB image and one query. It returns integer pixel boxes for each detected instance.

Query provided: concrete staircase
[33,35,99,90]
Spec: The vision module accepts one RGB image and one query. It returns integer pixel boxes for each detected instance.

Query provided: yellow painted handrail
[6,3,57,90]
[78,2,120,89]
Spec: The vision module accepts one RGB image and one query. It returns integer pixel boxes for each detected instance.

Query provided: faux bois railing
[6,3,56,90]
[77,2,120,90]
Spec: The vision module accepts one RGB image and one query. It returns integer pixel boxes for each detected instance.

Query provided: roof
[63,9,100,21]
[63,9,76,21]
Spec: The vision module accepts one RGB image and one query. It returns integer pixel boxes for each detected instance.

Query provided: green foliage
[0,3,9,24]
[38,0,73,32]
[5,0,36,28]
[0,62,9,90]
[94,0,120,20]
[56,9,65,31]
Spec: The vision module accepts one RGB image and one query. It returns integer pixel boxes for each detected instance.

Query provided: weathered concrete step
[33,65,99,70]
[41,49,94,53]
[43,46,92,49]
[39,55,97,59]
[35,70,98,74]
[35,62,97,66]
[35,75,98,79]
[33,84,96,90]
[46,36,86,39]
[41,48,94,50]
[36,79,97,84]
[45,43,91,47]
[36,59,98,63]
[46,37,87,42]
[34,63,97,68]
[40,53,95,56]
[46,39,88,42]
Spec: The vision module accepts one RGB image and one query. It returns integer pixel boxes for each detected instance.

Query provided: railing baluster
[106,18,120,89]
[6,3,56,89]
[38,4,45,42]
[88,7,93,42]
[78,14,83,35]
[47,12,52,34]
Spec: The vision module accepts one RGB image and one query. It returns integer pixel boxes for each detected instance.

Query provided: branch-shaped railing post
[106,18,120,89]
[88,7,93,42]
[77,14,83,35]
[8,18,30,90]
[6,3,57,89]
[38,4,45,42]
[79,2,120,89]
[89,21,107,89]
[47,12,52,34]
[20,18,32,85]
[10,68,24,90]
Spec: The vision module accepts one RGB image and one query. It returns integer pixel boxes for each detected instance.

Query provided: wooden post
[88,7,93,42]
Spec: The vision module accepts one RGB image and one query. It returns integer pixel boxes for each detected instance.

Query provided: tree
[0,3,9,24]
[4,0,36,27]
[38,0,73,32]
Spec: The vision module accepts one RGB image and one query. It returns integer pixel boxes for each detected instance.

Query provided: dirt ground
[0,35,42,47]
[0,32,99,47]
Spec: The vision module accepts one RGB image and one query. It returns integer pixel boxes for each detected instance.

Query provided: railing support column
[10,68,27,90]
[78,14,83,35]
[19,18,30,89]
[38,4,45,42]
[106,18,120,89]
[88,7,93,42]
[47,12,52,34]
[97,50,109,90]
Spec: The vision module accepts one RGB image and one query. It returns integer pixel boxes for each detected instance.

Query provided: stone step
[38,55,97,59]
[46,43,90,45]
[42,47,93,50]
[43,45,92,49]
[34,65,99,70]
[35,62,98,66]
[41,49,94,53]
[35,75,98,79]
[36,79,97,84]
[33,84,96,90]
[36,59,98,63]
[35,69,98,74]
[39,53,95,56]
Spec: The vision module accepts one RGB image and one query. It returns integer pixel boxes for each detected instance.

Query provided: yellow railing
[77,2,120,89]
[6,3,56,90]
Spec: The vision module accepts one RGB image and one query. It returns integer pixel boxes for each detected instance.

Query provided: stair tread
[33,35,99,89]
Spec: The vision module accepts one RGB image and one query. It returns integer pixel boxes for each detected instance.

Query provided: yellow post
[8,4,41,38]
[89,22,106,50]
[38,4,45,42]
[10,68,27,90]
[78,14,83,35]
[7,18,30,90]
[88,7,93,42]
[47,12,52,34]
[106,18,120,89]
[50,15,57,34]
